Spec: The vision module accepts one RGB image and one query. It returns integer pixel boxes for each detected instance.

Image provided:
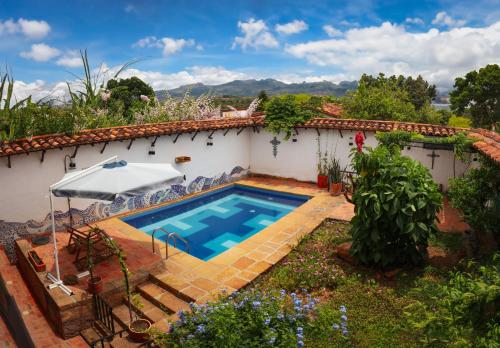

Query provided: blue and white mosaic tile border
[0,166,248,261]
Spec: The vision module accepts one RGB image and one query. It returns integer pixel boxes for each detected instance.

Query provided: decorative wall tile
[0,166,248,262]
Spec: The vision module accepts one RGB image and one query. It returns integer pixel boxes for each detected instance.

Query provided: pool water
[121,185,309,261]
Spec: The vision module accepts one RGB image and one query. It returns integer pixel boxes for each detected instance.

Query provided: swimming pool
[121,184,310,261]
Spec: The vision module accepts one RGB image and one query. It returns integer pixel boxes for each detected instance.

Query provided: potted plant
[86,232,103,294]
[106,239,151,342]
[327,157,343,196]
[317,138,329,188]
[28,250,46,272]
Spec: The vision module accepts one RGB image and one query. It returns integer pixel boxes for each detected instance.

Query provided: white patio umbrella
[47,156,185,295]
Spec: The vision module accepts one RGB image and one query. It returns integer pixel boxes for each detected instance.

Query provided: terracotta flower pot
[88,276,103,294]
[317,174,328,188]
[128,319,151,342]
[329,182,343,196]
[28,250,46,272]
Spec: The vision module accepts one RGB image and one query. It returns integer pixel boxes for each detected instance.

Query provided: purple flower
[332,323,340,330]
[264,317,271,325]
[341,315,347,322]
[340,305,347,313]
[342,329,348,336]
[196,324,205,334]
[297,327,303,334]
[252,301,261,309]
[298,340,304,347]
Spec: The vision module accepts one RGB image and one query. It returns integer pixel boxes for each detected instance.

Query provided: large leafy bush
[448,158,500,242]
[349,146,442,268]
[405,254,500,347]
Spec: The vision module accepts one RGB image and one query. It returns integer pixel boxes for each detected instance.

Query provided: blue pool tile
[122,185,309,260]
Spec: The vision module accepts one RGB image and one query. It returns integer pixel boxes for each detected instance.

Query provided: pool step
[137,281,191,317]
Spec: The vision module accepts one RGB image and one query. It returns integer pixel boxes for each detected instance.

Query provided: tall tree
[360,73,436,111]
[105,77,155,120]
[450,64,500,129]
[257,90,269,111]
[341,78,418,122]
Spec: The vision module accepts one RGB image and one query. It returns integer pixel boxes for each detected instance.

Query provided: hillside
[157,78,358,98]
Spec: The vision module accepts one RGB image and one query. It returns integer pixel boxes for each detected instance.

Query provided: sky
[1,0,500,100]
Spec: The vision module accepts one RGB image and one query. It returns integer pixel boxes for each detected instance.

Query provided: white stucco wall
[0,129,251,223]
[0,126,470,229]
[249,128,469,190]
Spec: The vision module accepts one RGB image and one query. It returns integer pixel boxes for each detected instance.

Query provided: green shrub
[349,146,442,268]
[405,254,500,347]
[449,158,500,241]
[264,95,323,139]
[448,115,472,128]
[152,289,348,347]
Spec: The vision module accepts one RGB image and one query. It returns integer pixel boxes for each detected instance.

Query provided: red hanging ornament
[355,131,364,152]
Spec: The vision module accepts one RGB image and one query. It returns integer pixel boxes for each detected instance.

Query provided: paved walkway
[0,313,15,348]
[99,178,354,304]
[0,250,87,348]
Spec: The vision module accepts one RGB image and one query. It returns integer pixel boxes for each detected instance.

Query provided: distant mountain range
[156,78,359,98]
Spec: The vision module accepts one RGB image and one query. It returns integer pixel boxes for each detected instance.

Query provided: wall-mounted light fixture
[149,136,159,155]
[64,155,76,173]
[148,144,156,155]
[348,136,353,146]
[207,130,215,146]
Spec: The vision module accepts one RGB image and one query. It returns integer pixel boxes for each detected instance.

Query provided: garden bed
[246,220,492,347]
[152,220,498,347]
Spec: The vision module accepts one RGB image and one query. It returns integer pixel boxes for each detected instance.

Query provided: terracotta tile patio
[96,177,353,304]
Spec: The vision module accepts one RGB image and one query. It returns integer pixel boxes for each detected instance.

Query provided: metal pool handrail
[151,228,190,259]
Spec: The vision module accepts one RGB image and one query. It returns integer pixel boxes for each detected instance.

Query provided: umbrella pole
[46,189,73,296]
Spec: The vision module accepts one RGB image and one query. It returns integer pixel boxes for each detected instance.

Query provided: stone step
[109,335,145,348]
[123,293,171,324]
[149,273,196,303]
[112,303,137,329]
[137,282,191,316]
[80,325,111,347]
[80,318,125,347]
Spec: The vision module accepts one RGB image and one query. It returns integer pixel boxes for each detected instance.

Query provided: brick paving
[0,251,87,348]
[437,197,470,233]
[0,177,470,345]
[0,313,15,348]
[98,178,353,305]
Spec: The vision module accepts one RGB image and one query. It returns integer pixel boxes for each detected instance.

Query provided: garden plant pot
[329,182,343,196]
[317,174,328,188]
[128,319,151,342]
[28,250,46,272]
[88,276,103,294]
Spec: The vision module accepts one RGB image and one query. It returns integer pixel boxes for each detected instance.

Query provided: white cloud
[20,43,60,62]
[432,11,466,28]
[285,21,500,89]
[133,36,162,48]
[12,65,250,101]
[233,18,279,50]
[56,50,83,68]
[275,20,308,35]
[405,17,424,26]
[0,18,50,39]
[323,25,342,37]
[133,36,195,56]
[161,38,194,55]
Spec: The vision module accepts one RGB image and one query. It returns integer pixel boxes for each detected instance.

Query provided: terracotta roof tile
[468,129,500,163]
[1,116,498,163]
